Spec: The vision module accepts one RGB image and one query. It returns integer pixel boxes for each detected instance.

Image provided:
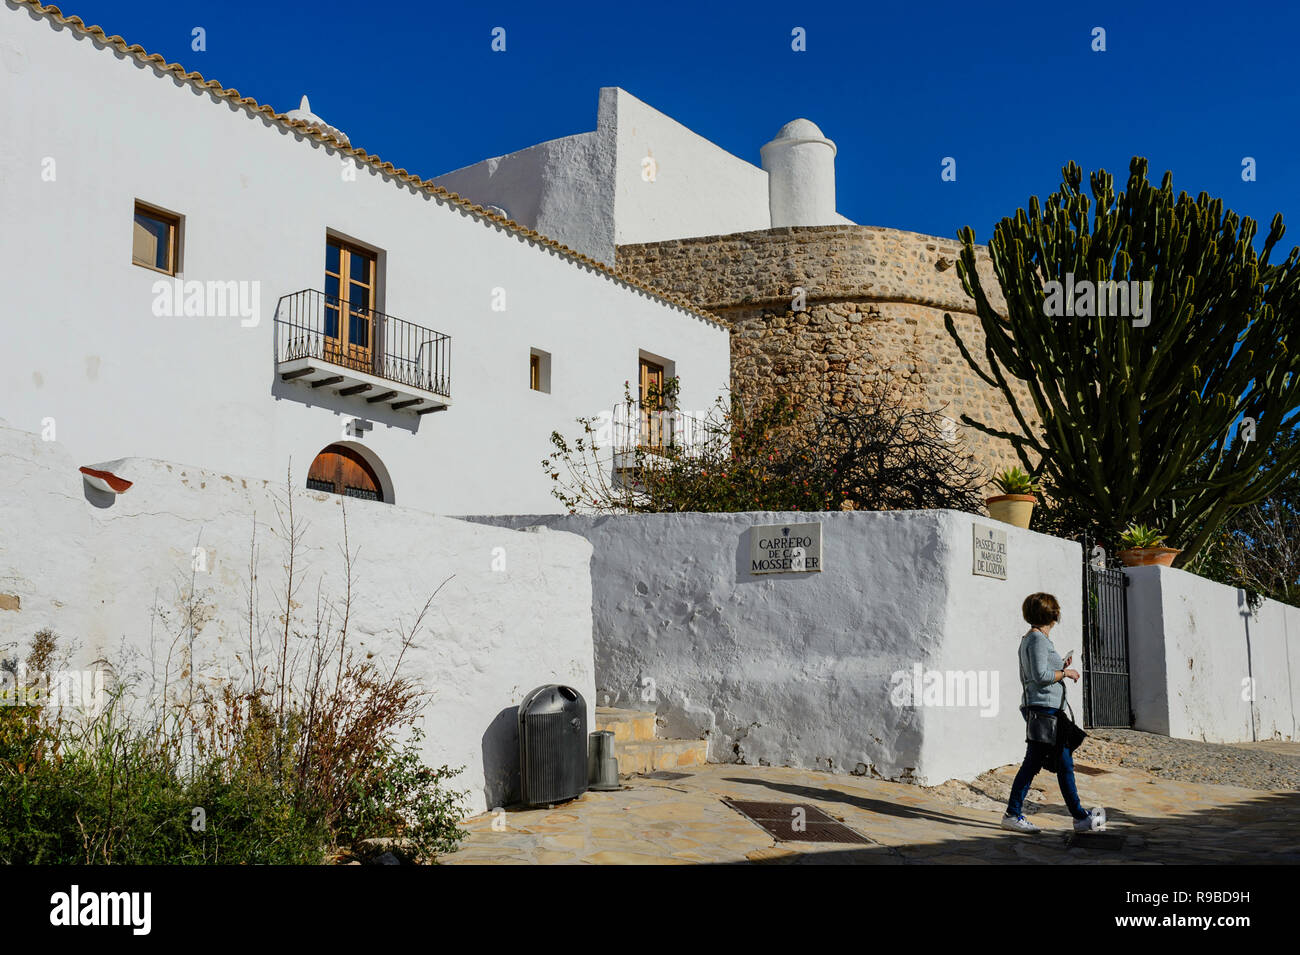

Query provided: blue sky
[63,0,1300,247]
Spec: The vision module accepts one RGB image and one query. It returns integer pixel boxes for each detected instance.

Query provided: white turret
[760,118,837,227]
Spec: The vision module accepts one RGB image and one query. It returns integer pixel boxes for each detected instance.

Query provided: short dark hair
[1022,592,1061,628]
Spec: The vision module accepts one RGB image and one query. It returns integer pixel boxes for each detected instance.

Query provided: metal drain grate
[642,771,693,780]
[723,798,872,844]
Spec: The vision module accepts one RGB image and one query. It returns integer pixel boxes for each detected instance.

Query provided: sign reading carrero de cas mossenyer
[750,522,822,574]
[972,524,1008,579]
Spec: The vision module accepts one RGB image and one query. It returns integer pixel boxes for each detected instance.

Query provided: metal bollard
[587,730,621,791]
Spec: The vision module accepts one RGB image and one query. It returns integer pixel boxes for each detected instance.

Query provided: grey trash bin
[518,684,588,806]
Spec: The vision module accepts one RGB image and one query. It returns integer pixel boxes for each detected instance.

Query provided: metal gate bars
[1081,533,1134,728]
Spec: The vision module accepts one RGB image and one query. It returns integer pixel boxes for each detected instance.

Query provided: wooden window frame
[638,357,667,450]
[529,348,551,394]
[132,201,181,276]
[324,236,379,372]
[639,358,666,407]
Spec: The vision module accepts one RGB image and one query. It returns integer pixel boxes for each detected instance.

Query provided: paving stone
[439,736,1300,865]
[746,846,800,864]
[582,850,688,865]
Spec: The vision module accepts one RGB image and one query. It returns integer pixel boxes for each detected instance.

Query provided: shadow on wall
[83,483,115,509]
[481,706,521,809]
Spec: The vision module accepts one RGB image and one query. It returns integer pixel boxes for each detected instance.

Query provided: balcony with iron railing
[275,289,451,415]
[610,401,716,471]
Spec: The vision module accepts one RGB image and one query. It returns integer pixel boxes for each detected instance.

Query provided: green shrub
[334,730,469,861]
[0,691,467,864]
[0,488,470,864]
[547,375,987,514]
[0,697,329,864]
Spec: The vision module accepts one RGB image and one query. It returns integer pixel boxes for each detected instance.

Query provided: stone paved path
[1082,729,1300,790]
[441,734,1300,865]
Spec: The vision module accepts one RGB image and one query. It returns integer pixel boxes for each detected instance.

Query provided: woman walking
[1001,592,1106,833]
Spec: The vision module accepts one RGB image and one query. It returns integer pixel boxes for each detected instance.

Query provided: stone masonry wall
[616,225,1039,486]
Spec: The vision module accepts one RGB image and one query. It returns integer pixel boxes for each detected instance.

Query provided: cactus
[944,158,1300,565]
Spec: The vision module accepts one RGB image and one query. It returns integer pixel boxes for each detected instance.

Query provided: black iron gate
[1081,534,1134,728]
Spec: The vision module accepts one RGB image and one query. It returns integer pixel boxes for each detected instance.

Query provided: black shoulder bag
[1022,652,1087,768]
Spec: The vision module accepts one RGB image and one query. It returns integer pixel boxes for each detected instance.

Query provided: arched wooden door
[306,444,384,502]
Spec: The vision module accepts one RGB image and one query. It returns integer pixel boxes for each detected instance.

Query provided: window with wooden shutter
[132,201,181,275]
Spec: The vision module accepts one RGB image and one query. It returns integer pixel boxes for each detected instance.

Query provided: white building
[1,1,730,515]
[432,87,854,266]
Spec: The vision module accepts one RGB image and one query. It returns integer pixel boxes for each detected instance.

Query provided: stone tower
[616,225,1037,486]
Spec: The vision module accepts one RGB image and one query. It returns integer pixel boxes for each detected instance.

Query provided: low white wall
[1126,565,1299,743]
[925,513,1083,782]
[465,510,1081,785]
[0,423,595,811]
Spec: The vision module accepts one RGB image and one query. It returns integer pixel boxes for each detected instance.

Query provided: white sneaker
[1073,807,1107,832]
[1001,813,1041,833]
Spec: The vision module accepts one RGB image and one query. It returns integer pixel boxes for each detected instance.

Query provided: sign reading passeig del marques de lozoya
[750,522,822,574]
[972,524,1008,580]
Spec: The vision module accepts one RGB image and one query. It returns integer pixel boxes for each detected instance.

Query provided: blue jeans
[1006,707,1088,820]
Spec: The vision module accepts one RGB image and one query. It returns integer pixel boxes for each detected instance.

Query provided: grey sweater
[1018,628,1067,709]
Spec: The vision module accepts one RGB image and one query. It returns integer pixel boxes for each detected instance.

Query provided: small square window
[132,201,181,275]
[530,348,551,393]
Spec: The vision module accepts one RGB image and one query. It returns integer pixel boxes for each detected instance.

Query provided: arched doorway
[306,443,385,502]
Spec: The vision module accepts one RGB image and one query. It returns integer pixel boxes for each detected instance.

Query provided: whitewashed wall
[0,422,596,811]
[608,88,772,251]
[434,88,772,265]
[1126,565,1299,743]
[466,510,1082,785]
[925,513,1083,781]
[0,5,729,517]
[432,130,616,267]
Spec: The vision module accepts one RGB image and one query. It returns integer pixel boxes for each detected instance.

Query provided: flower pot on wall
[1117,547,1180,568]
[985,494,1036,529]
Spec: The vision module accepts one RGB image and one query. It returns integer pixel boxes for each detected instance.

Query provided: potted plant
[1116,522,1180,567]
[985,467,1041,529]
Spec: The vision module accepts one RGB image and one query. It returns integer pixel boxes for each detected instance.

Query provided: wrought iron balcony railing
[611,401,714,459]
[275,289,451,399]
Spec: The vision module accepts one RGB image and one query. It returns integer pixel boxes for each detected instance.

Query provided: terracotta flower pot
[985,493,1036,529]
[1117,547,1180,568]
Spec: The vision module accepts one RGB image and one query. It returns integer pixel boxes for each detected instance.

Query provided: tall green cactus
[945,157,1300,565]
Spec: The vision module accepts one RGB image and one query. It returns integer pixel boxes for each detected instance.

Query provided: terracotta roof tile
[14,0,725,329]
